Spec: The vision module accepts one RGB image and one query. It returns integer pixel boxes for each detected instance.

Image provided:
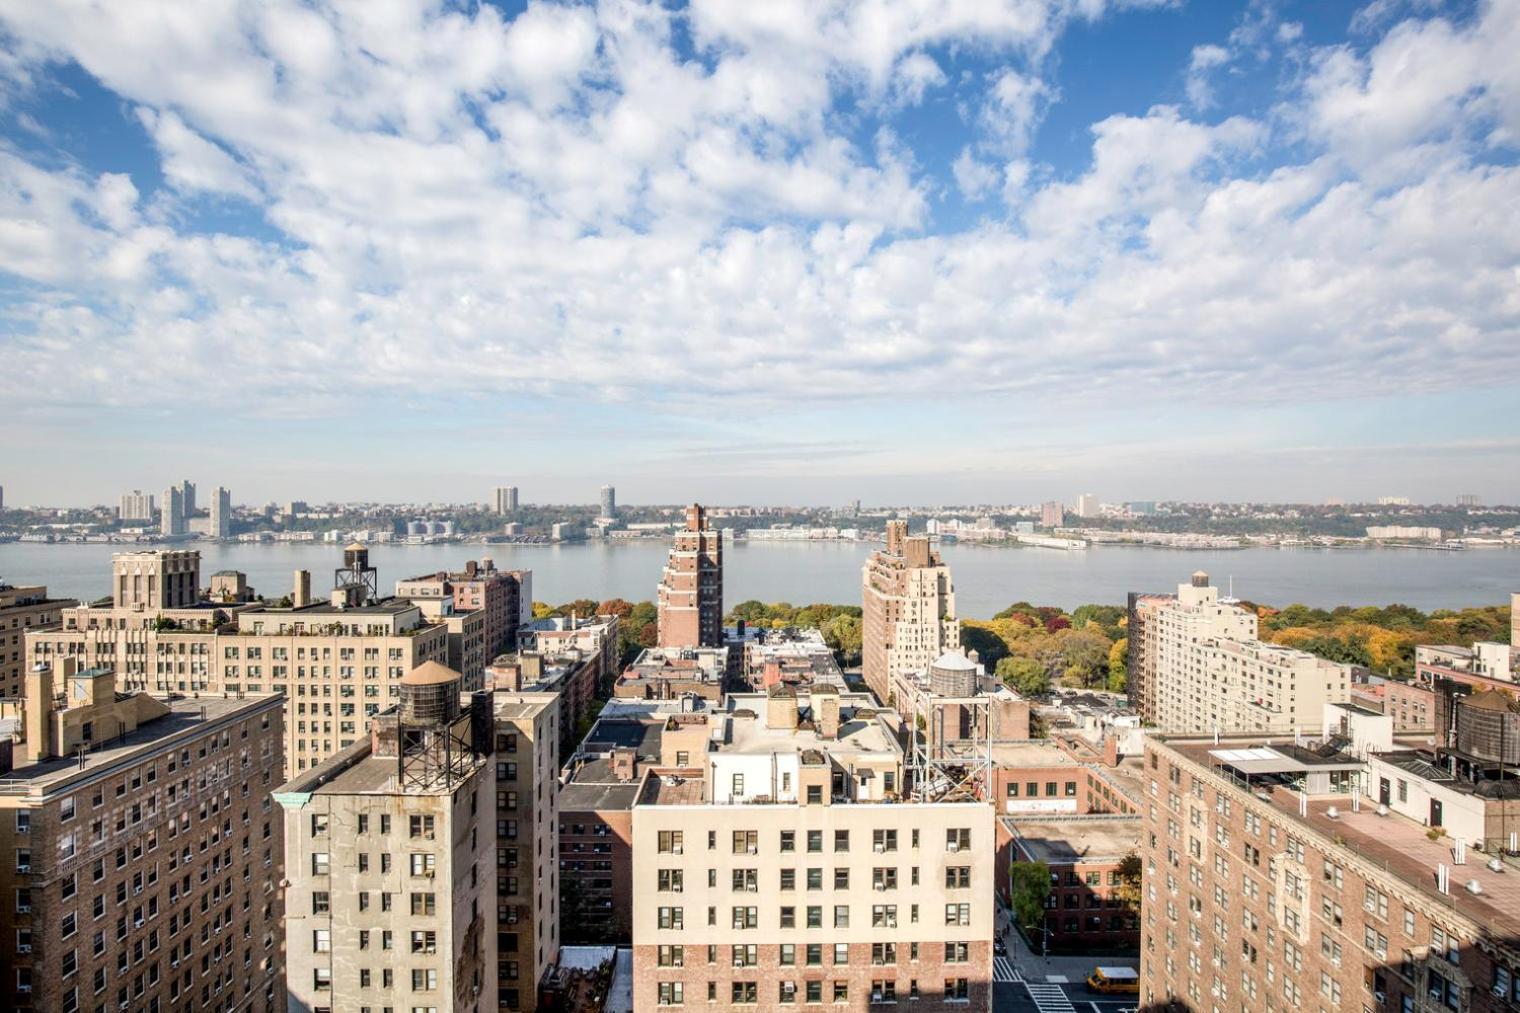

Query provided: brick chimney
[1102,734,1120,767]
[610,747,637,783]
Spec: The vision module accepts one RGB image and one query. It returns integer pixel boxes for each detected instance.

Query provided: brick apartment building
[630,686,995,1011]
[656,505,724,649]
[0,660,286,1013]
[0,580,75,698]
[1140,733,1520,1013]
[861,521,958,707]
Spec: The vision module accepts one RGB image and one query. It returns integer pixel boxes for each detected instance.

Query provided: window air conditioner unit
[747,845,757,854]
[874,844,885,853]
[16,864,28,874]
[17,904,31,913]
[948,842,960,853]
[17,944,31,954]
[672,846,682,855]
[874,883,885,891]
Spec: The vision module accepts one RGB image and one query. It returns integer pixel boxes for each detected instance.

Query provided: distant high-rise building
[0,659,285,1013]
[861,520,959,705]
[657,504,723,648]
[1456,494,1481,507]
[119,489,154,522]
[160,484,185,536]
[209,485,231,538]
[599,483,616,519]
[179,478,196,516]
[1124,500,1157,515]
[1039,500,1064,528]
[494,485,520,514]
[1076,492,1098,518]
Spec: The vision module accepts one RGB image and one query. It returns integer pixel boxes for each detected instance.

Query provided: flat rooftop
[1,695,277,797]
[1004,815,1142,864]
[990,742,1079,768]
[1162,735,1520,938]
[243,598,419,617]
[719,694,899,759]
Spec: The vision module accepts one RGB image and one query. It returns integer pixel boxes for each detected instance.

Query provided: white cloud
[1185,44,1231,109]
[0,0,1514,435]
[137,108,259,199]
[952,147,999,201]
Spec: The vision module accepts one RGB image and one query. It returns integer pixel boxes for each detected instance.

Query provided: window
[658,982,684,1006]
[781,869,796,890]
[732,830,758,854]
[807,868,823,890]
[835,868,850,889]
[872,905,897,928]
[780,831,796,852]
[732,906,758,930]
[657,907,683,930]
[945,978,969,1000]
[834,982,849,1003]
[732,773,744,796]
[411,931,436,954]
[410,893,436,916]
[658,831,683,854]
[946,828,970,851]
[658,869,684,893]
[945,903,970,926]
[657,945,683,967]
[834,830,850,852]
[409,853,435,877]
[732,944,758,968]
[311,853,330,875]
[834,905,850,928]
[408,815,434,839]
[313,929,331,952]
[807,906,822,929]
[731,982,758,1004]
[872,942,897,965]
[945,942,969,963]
[781,907,796,929]
[872,829,897,853]
[945,866,970,889]
[312,892,330,915]
[807,830,823,853]
[807,786,822,804]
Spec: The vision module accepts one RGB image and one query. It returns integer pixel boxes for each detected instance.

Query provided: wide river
[1,540,1514,616]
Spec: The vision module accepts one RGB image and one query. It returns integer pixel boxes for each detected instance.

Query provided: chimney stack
[885,520,906,556]
[813,686,841,740]
[292,569,311,607]
[766,684,799,731]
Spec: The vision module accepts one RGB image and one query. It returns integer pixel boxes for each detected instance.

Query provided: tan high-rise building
[1140,733,1520,1013]
[861,521,959,706]
[1127,572,1351,734]
[276,665,559,1013]
[0,581,75,699]
[631,687,994,1011]
[656,504,723,648]
[0,659,286,1013]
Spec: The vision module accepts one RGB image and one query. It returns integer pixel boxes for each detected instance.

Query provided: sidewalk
[995,900,1138,984]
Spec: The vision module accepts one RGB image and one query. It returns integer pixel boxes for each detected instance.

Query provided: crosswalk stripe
[1024,983,1077,1013]
[993,956,1021,982]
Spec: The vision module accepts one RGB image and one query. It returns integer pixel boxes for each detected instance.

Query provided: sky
[1,0,1518,509]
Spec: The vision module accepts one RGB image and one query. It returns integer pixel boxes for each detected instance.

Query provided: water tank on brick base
[929,652,978,697]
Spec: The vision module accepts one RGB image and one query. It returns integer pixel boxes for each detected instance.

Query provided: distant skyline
[2,1,1518,503]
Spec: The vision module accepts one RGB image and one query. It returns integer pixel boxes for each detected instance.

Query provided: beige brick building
[861,521,959,707]
[28,551,455,778]
[1128,572,1351,734]
[0,660,285,1013]
[630,687,994,1011]
[276,663,560,1013]
[0,581,75,699]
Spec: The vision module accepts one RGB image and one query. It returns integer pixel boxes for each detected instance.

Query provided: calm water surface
[1,540,1515,615]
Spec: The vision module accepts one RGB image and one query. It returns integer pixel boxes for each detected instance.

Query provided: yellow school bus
[1087,967,1139,994]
